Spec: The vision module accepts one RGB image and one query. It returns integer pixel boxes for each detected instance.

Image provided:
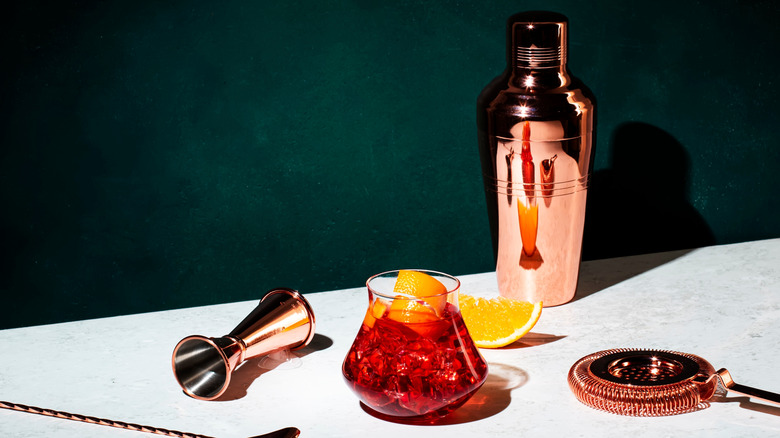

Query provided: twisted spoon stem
[0,400,212,438]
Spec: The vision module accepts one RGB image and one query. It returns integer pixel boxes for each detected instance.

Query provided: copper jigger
[172,288,316,400]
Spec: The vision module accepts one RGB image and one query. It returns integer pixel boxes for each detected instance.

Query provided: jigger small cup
[172,288,316,400]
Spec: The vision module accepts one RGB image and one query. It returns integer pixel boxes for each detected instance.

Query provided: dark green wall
[2,0,778,329]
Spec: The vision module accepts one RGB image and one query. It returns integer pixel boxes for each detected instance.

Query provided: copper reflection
[540,154,557,202]
[493,118,591,305]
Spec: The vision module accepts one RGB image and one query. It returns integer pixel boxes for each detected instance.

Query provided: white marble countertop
[1,239,779,437]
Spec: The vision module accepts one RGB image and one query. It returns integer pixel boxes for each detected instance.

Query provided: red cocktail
[342,270,488,422]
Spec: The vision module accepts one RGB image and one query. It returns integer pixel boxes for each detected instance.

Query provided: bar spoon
[0,400,300,438]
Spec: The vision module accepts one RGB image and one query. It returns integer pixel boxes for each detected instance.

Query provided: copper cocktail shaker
[478,11,596,306]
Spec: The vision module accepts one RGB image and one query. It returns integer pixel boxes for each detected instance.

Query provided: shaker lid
[508,11,568,68]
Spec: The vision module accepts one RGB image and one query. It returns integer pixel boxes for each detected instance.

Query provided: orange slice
[393,269,447,297]
[362,299,388,328]
[387,297,447,338]
[390,270,448,318]
[387,299,440,325]
[459,294,542,348]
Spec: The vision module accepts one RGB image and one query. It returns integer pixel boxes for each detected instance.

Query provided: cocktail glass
[342,269,489,422]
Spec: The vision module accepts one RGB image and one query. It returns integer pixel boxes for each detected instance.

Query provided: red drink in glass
[342,270,488,422]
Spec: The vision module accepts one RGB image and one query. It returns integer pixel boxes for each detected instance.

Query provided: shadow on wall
[582,122,715,260]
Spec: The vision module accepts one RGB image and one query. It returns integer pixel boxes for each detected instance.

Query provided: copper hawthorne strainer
[568,348,780,416]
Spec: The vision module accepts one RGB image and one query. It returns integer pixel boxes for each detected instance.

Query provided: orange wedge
[459,294,542,348]
[362,299,388,328]
[387,299,440,325]
[393,270,447,298]
[389,270,448,319]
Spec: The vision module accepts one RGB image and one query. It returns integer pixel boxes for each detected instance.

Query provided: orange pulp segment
[459,294,542,348]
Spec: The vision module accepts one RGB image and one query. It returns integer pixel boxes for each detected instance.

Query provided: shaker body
[477,11,595,306]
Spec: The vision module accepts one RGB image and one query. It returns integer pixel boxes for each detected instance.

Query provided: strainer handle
[717,369,780,406]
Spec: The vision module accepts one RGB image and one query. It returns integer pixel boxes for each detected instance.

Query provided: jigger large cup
[172,288,316,400]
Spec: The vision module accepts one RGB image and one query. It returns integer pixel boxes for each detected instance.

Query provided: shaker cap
[508,11,568,68]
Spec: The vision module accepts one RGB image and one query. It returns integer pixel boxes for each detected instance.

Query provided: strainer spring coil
[568,348,718,416]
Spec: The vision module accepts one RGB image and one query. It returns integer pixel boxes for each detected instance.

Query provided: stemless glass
[342,269,489,422]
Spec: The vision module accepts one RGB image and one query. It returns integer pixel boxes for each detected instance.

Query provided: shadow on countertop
[574,247,693,302]
[213,333,333,402]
